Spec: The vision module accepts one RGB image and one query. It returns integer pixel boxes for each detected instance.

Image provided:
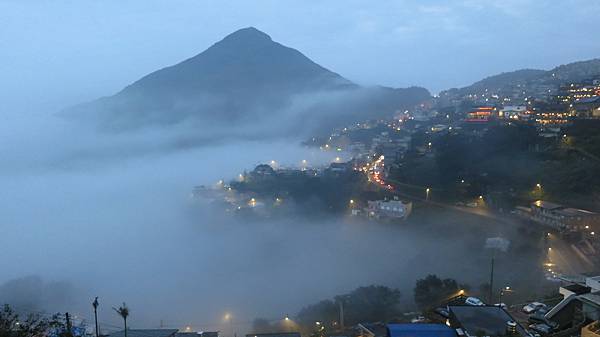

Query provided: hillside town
[5,5,600,337]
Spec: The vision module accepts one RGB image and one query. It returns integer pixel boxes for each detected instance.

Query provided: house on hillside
[252,164,276,176]
[571,96,600,119]
[528,200,599,231]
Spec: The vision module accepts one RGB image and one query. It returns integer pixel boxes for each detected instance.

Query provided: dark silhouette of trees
[297,285,402,327]
[414,275,465,309]
[0,304,63,337]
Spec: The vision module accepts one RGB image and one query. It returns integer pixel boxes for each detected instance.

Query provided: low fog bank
[62,85,430,140]
[0,111,542,333]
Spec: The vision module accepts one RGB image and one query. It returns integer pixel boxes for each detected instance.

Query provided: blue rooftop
[387,324,456,337]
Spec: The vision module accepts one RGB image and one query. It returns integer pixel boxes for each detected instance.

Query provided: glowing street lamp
[499,286,513,303]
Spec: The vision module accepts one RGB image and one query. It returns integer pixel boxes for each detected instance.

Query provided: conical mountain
[64,27,429,131]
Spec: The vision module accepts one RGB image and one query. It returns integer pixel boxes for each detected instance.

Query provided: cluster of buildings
[515,200,599,233]
[440,77,600,136]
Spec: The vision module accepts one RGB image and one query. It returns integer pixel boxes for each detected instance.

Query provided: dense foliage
[0,305,64,337]
[413,275,465,309]
[296,285,402,327]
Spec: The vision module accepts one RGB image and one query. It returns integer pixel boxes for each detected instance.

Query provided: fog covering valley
[0,22,555,335]
[0,107,546,331]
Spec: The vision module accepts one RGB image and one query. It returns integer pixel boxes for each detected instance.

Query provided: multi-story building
[571,97,600,119]
[557,82,600,104]
[465,106,496,123]
[528,200,599,231]
[499,105,529,120]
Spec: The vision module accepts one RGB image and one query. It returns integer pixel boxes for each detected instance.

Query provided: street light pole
[489,258,495,304]
[339,300,344,330]
[92,297,99,337]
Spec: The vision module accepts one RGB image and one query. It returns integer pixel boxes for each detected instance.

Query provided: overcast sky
[1,0,599,113]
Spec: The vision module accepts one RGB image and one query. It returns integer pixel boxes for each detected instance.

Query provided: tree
[297,300,338,328]
[297,285,402,328]
[339,286,402,324]
[414,275,463,309]
[113,303,129,337]
[0,304,62,337]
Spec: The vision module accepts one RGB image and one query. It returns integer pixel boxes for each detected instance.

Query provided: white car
[523,302,547,314]
[465,297,485,306]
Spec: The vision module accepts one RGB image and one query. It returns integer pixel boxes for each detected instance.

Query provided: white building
[367,199,412,219]
[500,105,528,120]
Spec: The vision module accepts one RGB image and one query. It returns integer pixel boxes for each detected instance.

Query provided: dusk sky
[2,0,599,113]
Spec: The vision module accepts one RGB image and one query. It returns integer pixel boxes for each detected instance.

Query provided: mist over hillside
[62,27,430,136]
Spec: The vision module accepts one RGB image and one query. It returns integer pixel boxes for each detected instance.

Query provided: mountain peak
[220,27,272,44]
[62,27,430,132]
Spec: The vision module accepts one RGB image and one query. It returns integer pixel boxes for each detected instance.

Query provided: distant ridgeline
[439,59,600,101]
[61,27,431,135]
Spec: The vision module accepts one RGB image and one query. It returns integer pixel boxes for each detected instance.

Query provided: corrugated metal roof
[387,324,456,337]
[109,329,178,337]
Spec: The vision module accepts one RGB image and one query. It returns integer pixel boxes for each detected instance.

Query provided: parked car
[494,303,507,309]
[528,313,558,330]
[465,297,485,306]
[523,302,547,314]
[529,323,553,335]
[434,307,450,318]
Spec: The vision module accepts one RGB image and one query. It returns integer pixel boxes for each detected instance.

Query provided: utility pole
[339,300,344,330]
[489,257,495,304]
[93,297,100,337]
[66,312,72,336]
